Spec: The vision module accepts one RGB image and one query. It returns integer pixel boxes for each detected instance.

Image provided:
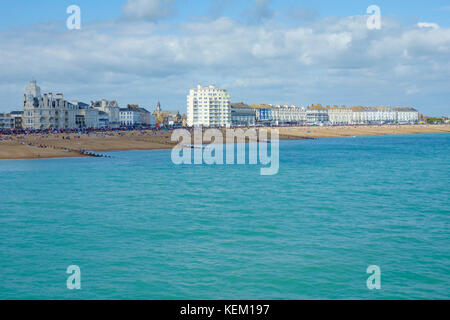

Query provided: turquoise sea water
[0,133,449,300]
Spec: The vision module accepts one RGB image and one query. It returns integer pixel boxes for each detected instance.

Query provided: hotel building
[119,107,140,126]
[395,107,419,124]
[21,80,135,130]
[23,80,79,130]
[187,85,231,127]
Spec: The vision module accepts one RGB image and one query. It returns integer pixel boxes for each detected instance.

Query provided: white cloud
[0,15,449,115]
[417,22,439,29]
[122,0,176,21]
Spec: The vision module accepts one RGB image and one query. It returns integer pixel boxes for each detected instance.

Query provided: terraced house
[327,106,418,125]
[272,105,307,125]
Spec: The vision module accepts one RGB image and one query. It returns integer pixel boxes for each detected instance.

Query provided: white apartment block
[187,85,231,127]
[23,80,79,130]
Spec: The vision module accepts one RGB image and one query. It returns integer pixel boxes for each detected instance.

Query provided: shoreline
[1,124,449,160]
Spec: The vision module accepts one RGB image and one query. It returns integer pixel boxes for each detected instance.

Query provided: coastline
[1,124,449,160]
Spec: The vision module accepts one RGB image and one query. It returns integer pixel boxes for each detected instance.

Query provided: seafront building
[139,107,154,126]
[327,107,353,125]
[395,107,420,124]
[225,102,418,127]
[234,104,308,126]
[231,103,307,126]
[306,108,329,125]
[231,103,256,126]
[3,80,422,130]
[119,107,140,126]
[154,101,182,126]
[119,105,155,126]
[0,113,14,129]
[91,100,121,128]
[255,107,273,125]
[23,80,79,130]
[21,80,156,130]
[164,111,182,126]
[0,111,23,129]
[187,85,231,127]
[327,106,419,125]
[74,102,101,129]
[10,111,24,129]
[272,105,307,125]
[23,80,106,130]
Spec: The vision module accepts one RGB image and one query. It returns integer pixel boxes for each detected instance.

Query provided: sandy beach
[0,124,449,160]
[269,124,450,139]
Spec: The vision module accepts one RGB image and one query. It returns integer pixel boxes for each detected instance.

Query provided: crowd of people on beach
[1,122,442,138]
[0,126,187,145]
[0,125,185,156]
[0,125,180,136]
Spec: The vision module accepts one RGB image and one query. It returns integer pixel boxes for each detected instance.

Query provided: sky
[0,0,449,115]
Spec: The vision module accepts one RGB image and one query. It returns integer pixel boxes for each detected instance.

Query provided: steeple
[156,101,161,112]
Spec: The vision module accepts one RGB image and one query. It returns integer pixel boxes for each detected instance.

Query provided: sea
[0,133,449,299]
